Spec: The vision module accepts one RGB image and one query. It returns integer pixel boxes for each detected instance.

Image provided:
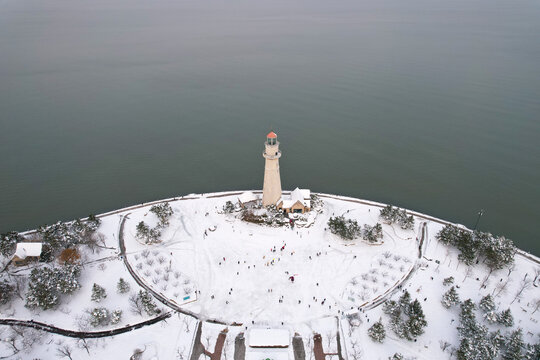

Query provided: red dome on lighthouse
[267,131,277,139]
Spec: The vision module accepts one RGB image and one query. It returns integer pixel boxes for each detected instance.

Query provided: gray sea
[1,0,539,254]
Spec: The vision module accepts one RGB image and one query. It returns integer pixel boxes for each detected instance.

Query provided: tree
[389,354,403,360]
[139,290,160,316]
[223,201,235,214]
[0,279,14,305]
[524,341,540,360]
[405,299,427,339]
[441,286,460,308]
[363,223,383,243]
[129,293,144,316]
[483,236,516,270]
[479,294,496,313]
[327,216,361,240]
[443,276,455,286]
[91,283,107,302]
[502,328,524,360]
[368,320,386,343]
[0,231,23,257]
[150,202,173,227]
[25,264,81,310]
[117,278,130,294]
[111,309,122,324]
[56,343,74,360]
[497,309,514,327]
[89,307,111,327]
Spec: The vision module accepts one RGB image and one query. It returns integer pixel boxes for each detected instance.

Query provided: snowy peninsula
[0,191,539,360]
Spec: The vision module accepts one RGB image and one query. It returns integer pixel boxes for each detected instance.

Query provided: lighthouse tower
[262,131,282,207]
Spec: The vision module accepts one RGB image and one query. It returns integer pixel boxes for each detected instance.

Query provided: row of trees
[136,203,174,244]
[436,224,516,268]
[379,205,415,230]
[382,291,427,341]
[327,216,383,242]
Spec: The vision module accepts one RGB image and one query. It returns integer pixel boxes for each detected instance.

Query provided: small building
[238,191,259,209]
[11,242,43,266]
[248,328,290,348]
[277,188,311,214]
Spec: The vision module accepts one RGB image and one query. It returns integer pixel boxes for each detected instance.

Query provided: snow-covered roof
[238,191,258,204]
[13,242,43,259]
[248,328,290,347]
[278,188,310,209]
[246,351,289,360]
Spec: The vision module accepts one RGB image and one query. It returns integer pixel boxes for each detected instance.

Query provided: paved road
[234,332,246,360]
[293,333,306,360]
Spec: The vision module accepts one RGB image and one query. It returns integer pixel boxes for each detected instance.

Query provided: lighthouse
[262,131,282,207]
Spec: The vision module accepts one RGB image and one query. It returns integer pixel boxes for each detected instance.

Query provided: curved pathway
[0,312,171,339]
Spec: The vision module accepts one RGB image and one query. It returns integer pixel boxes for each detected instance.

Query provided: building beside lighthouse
[260,131,311,214]
[262,131,282,206]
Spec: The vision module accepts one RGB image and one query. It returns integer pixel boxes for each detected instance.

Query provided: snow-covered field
[1,191,539,360]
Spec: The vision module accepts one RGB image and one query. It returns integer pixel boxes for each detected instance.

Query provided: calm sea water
[1,0,539,254]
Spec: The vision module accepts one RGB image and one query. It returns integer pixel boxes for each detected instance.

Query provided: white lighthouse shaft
[262,135,282,207]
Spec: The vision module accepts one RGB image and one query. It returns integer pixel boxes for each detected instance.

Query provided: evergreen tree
[136,221,150,241]
[437,224,460,246]
[111,309,122,324]
[368,320,386,343]
[497,309,514,327]
[502,328,524,360]
[405,299,427,339]
[89,307,110,327]
[442,276,454,286]
[25,265,81,310]
[0,231,23,257]
[0,279,14,305]
[524,342,540,360]
[150,202,173,227]
[389,353,404,360]
[479,294,496,313]
[441,286,460,308]
[383,300,401,319]
[458,299,477,334]
[91,283,107,302]
[399,291,412,314]
[117,278,130,294]
[223,201,235,213]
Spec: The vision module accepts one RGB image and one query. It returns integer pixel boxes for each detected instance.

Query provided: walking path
[0,312,171,339]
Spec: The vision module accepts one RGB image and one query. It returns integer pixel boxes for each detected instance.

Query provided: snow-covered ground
[121,194,419,324]
[1,191,539,360]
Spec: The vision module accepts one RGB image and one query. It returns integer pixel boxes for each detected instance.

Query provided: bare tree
[440,340,451,352]
[77,338,94,355]
[349,339,363,360]
[493,278,511,297]
[532,298,540,314]
[511,277,532,304]
[182,316,192,333]
[462,267,474,283]
[56,343,74,360]
[129,293,144,316]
